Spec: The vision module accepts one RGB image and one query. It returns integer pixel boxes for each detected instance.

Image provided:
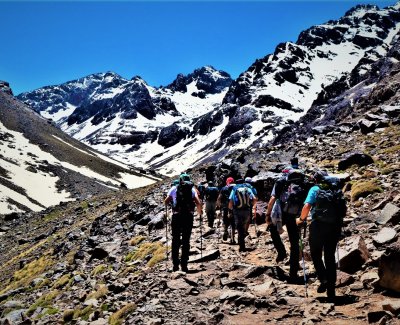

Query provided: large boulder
[376,203,400,225]
[373,227,397,246]
[338,235,370,274]
[381,105,400,118]
[338,151,374,170]
[379,239,400,293]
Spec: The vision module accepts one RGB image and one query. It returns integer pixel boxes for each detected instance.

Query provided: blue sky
[0,1,395,94]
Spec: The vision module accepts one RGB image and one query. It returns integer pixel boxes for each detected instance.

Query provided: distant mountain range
[15,2,400,178]
[0,84,160,214]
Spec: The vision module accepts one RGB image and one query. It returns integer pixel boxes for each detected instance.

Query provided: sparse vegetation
[129,235,146,246]
[87,284,109,300]
[73,305,94,321]
[125,241,166,267]
[2,256,53,293]
[351,180,383,201]
[109,303,136,325]
[81,201,89,210]
[27,290,59,316]
[63,309,74,322]
[379,144,400,154]
[91,264,108,277]
[52,273,71,289]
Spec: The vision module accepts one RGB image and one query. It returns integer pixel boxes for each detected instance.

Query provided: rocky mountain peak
[344,4,379,18]
[166,66,232,94]
[0,81,13,96]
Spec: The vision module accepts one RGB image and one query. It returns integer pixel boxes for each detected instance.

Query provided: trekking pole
[337,226,342,269]
[165,204,169,262]
[200,212,203,260]
[252,210,258,238]
[299,223,308,298]
[216,210,221,243]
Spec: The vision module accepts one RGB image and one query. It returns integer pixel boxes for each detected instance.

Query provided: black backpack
[197,184,205,201]
[313,177,347,224]
[279,169,307,215]
[175,181,195,213]
[205,186,219,202]
[220,185,232,206]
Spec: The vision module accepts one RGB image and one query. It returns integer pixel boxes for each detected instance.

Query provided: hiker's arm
[296,203,312,225]
[194,195,203,216]
[216,193,221,209]
[164,196,172,205]
[228,199,233,210]
[265,196,276,224]
[252,198,257,219]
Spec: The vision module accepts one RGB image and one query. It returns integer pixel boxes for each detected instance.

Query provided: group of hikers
[164,158,347,301]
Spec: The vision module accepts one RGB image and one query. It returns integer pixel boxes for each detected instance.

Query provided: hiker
[228,179,256,252]
[164,173,203,272]
[204,181,219,228]
[197,182,206,202]
[296,171,346,300]
[217,177,236,243]
[265,169,308,282]
[282,157,301,174]
[244,177,258,235]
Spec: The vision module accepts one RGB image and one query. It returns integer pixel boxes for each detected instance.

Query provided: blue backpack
[233,185,252,209]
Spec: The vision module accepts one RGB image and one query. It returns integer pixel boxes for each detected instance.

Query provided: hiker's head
[291,157,299,169]
[226,177,234,185]
[208,181,214,187]
[245,177,252,184]
[179,173,190,184]
[172,179,179,186]
[313,170,328,184]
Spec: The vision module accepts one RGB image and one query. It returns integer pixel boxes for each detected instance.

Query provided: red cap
[226,177,234,185]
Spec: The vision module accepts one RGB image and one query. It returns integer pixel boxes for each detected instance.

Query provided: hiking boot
[239,246,246,252]
[287,275,302,285]
[317,281,328,293]
[223,230,228,241]
[276,253,287,263]
[172,265,179,272]
[230,238,236,245]
[181,264,188,272]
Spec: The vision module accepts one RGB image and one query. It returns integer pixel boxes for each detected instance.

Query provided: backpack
[220,185,233,207]
[205,186,219,202]
[313,177,347,224]
[233,185,252,209]
[175,181,195,213]
[197,184,205,201]
[279,170,307,215]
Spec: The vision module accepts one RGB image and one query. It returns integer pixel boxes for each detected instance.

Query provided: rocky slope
[18,3,400,176]
[0,84,160,215]
[2,4,400,323]
[0,111,399,324]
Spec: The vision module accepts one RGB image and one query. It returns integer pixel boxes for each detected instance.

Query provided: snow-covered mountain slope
[221,3,400,144]
[0,85,160,214]
[18,3,400,175]
[273,29,400,145]
[18,66,232,175]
